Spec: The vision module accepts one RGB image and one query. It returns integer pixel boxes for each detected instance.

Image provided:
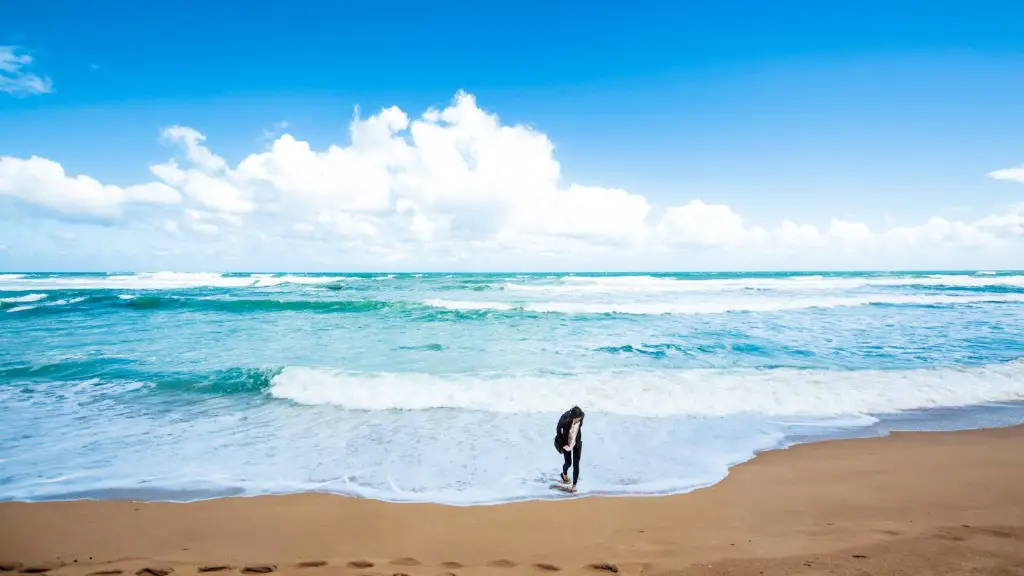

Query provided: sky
[1,0,1024,272]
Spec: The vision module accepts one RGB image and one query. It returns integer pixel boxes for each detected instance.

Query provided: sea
[1,271,1023,505]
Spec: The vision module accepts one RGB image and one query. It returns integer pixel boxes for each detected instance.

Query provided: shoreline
[2,426,1022,575]
[7,409,1024,507]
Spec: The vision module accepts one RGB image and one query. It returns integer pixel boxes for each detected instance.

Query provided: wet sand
[1,426,1022,576]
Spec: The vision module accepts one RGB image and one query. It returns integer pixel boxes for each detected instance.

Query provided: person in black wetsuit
[554,406,584,492]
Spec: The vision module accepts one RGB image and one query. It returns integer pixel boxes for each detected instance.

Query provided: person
[554,405,584,492]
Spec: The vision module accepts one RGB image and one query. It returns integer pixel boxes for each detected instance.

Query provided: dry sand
[2,426,1023,576]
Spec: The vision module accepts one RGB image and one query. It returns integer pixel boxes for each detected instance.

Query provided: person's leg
[571,442,582,486]
[562,448,572,479]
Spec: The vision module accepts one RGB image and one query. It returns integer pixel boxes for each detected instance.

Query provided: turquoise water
[2,271,1024,504]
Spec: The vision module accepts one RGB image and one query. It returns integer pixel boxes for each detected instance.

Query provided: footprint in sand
[390,559,421,567]
[296,561,328,568]
[486,561,517,569]
[977,527,1016,539]
[439,563,462,570]
[88,570,124,576]
[0,563,23,573]
[136,568,174,576]
[21,565,64,575]
[533,563,561,572]
[197,568,232,573]
[241,566,276,574]
[586,563,619,574]
[347,561,375,570]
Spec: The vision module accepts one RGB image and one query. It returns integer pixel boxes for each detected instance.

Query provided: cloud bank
[1,91,1023,270]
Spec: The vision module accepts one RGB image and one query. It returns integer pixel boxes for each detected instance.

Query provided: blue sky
[2,0,1024,271]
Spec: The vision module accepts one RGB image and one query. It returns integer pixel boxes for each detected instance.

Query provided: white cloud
[0,156,180,220]
[777,220,822,249]
[657,200,763,248]
[1,91,1023,270]
[159,126,229,172]
[261,121,292,141]
[976,208,1024,235]
[146,92,653,249]
[653,207,1024,257]
[536,185,650,241]
[235,133,395,213]
[0,46,53,96]
[151,160,256,215]
[989,165,1024,184]
[882,217,994,249]
[149,127,257,214]
[826,219,876,250]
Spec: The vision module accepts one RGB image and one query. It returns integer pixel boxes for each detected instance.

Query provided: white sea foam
[0,293,47,304]
[0,272,354,291]
[269,361,1024,417]
[46,297,88,307]
[0,272,251,291]
[423,293,1024,315]
[3,272,1023,293]
[251,275,351,288]
[3,271,1023,507]
[503,274,1024,294]
[422,299,514,311]
[6,297,90,311]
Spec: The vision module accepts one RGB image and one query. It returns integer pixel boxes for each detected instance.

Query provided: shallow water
[1,271,1023,504]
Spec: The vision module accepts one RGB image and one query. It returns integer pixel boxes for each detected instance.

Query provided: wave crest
[0,272,356,291]
[504,274,1024,294]
[423,293,1024,315]
[0,293,47,304]
[268,361,1024,416]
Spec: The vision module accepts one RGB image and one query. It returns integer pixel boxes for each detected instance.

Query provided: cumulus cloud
[0,156,180,220]
[149,127,255,214]
[989,164,1024,184]
[0,46,53,96]
[657,200,763,248]
[2,91,1023,269]
[655,206,1024,257]
[145,92,654,248]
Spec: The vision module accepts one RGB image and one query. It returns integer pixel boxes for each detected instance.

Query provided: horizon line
[2,269,1022,275]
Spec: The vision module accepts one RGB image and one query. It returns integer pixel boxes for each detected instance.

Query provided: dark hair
[570,406,584,418]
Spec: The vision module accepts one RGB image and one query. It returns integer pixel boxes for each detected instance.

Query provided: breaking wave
[504,273,1024,294]
[422,293,1024,315]
[268,361,1024,416]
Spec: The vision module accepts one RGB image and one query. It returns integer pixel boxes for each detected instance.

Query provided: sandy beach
[1,426,1022,576]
